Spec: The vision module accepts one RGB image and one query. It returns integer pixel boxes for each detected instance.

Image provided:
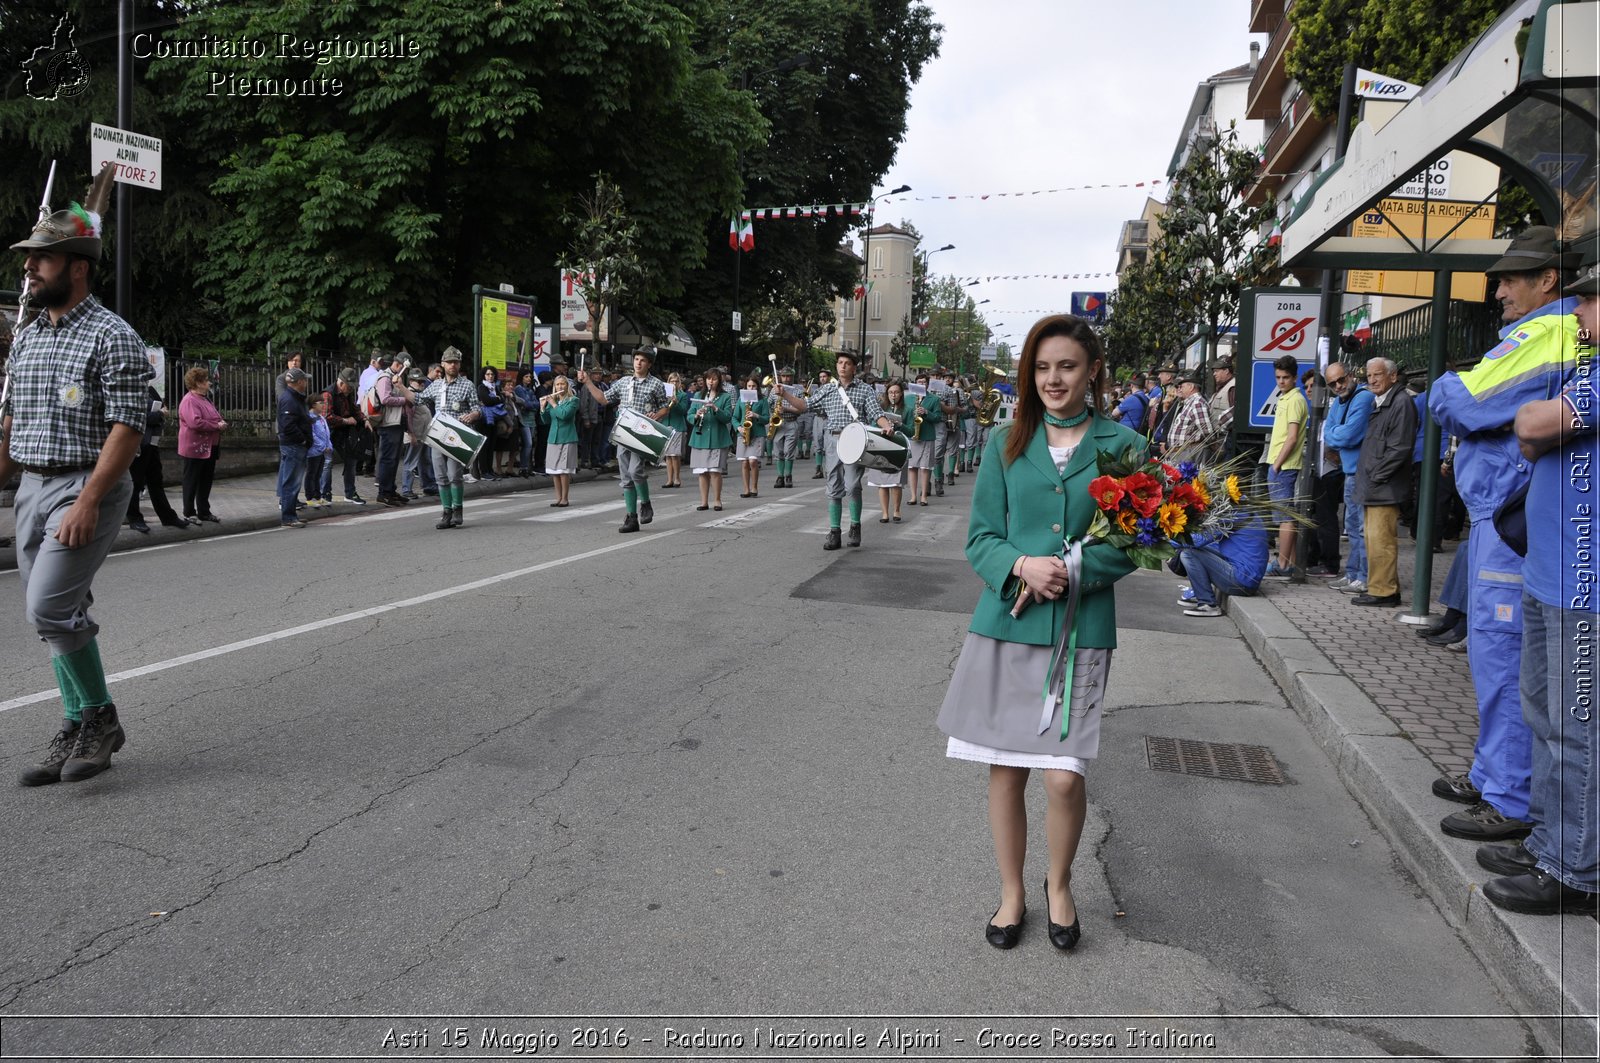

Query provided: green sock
[623,484,637,514]
[443,488,454,513]
[816,454,823,469]
[781,460,791,477]
[828,500,842,529]
[636,480,650,503]
[59,639,111,715]
[849,498,862,524]
[51,655,84,722]
[451,485,463,508]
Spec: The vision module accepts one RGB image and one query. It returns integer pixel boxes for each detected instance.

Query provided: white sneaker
[1329,576,1351,590]
[1184,602,1223,617]
[1339,579,1367,594]
[463,474,478,483]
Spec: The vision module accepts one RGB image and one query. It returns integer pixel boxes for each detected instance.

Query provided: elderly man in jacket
[1323,362,1375,592]
[1350,357,1417,608]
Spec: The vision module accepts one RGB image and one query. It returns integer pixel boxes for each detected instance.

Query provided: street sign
[908,343,935,369]
[731,311,742,333]
[979,345,998,362]
[1239,287,1323,432]
[89,122,162,190]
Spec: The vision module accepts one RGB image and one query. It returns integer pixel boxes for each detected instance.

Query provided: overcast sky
[877,0,1254,350]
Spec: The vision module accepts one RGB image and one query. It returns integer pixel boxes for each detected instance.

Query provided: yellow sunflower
[1194,478,1212,505]
[1115,508,1139,535]
[1157,501,1188,538]
[1224,474,1242,503]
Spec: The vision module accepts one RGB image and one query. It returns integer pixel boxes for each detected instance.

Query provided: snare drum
[837,422,908,473]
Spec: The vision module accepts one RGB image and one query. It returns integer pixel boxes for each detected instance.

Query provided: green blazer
[910,392,942,441]
[663,391,690,432]
[541,395,579,444]
[687,391,734,450]
[966,411,1148,648]
[736,397,770,440]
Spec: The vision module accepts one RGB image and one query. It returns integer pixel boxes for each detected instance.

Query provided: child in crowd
[305,395,334,507]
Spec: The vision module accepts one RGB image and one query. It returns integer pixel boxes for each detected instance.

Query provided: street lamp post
[911,243,954,377]
[857,183,912,372]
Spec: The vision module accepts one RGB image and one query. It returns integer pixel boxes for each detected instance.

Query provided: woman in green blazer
[734,374,770,499]
[661,372,691,488]
[687,367,735,511]
[936,314,1146,953]
[539,374,580,507]
[906,376,943,506]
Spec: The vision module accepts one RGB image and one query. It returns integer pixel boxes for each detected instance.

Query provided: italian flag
[730,212,754,251]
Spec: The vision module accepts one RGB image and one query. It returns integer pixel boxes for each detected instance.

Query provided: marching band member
[937,314,1145,951]
[688,367,735,511]
[770,365,801,488]
[867,380,909,523]
[418,346,483,529]
[661,371,690,488]
[540,373,579,507]
[809,368,833,478]
[933,366,957,492]
[735,374,769,498]
[906,371,942,506]
[776,351,894,549]
[578,346,670,534]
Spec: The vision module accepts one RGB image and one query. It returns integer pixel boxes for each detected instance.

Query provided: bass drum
[836,422,908,473]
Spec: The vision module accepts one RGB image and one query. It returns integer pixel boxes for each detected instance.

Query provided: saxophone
[913,398,924,437]
[764,377,784,435]
[975,366,1005,426]
[740,399,756,446]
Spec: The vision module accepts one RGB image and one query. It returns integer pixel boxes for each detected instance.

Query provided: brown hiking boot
[19,721,80,787]
[60,705,126,783]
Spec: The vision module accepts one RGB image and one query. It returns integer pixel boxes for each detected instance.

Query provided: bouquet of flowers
[1011,446,1306,617]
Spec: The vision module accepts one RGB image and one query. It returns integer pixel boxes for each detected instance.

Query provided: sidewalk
[1231,535,1597,1052]
[0,462,610,563]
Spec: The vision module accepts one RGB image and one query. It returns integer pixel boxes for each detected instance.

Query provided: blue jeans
[1521,594,1599,891]
[520,423,535,472]
[1179,546,1257,606]
[277,444,307,522]
[1342,473,1366,582]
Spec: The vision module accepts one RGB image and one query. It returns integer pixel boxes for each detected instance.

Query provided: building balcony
[1244,91,1326,206]
[1246,14,1292,119]
[1249,0,1284,33]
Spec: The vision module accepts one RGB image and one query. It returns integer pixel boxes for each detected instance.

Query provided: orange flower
[1157,501,1188,538]
[1194,478,1212,506]
[1088,475,1126,511]
[1115,508,1139,535]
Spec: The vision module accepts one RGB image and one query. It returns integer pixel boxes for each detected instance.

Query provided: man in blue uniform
[1477,257,1598,914]
[1428,226,1581,840]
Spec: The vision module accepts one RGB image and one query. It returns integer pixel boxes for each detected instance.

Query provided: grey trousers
[617,447,650,488]
[772,420,799,460]
[823,431,863,503]
[15,469,133,656]
[934,423,953,475]
[430,449,465,489]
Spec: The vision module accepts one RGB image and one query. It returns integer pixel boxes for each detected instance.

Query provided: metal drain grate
[1145,736,1285,785]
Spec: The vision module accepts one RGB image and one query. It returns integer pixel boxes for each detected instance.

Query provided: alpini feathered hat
[11,162,115,261]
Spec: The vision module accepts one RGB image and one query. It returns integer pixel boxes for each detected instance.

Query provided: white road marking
[700,503,802,529]
[0,530,684,714]
[893,513,963,542]
[325,497,517,524]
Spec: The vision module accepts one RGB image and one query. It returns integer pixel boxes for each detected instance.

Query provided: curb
[1228,592,1598,1053]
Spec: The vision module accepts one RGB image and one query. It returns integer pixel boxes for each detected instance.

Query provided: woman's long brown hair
[1002,314,1106,466]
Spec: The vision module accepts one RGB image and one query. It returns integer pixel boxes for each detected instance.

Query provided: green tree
[1287,0,1516,119]
[921,274,992,376]
[1152,125,1281,366]
[557,175,651,365]
[1101,257,1187,374]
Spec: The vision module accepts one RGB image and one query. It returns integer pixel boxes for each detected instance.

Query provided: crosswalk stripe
[700,503,802,529]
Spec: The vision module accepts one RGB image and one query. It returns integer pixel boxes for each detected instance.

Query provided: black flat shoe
[1043,877,1081,951]
[985,907,1025,950]
[696,505,709,511]
[879,517,889,523]
[713,504,723,511]
[1482,869,1599,915]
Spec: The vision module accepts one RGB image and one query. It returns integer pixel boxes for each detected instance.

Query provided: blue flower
[1136,516,1158,533]
[1178,461,1200,481]
[1134,530,1158,546]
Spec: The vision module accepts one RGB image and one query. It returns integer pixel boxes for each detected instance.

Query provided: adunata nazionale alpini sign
[132,33,421,97]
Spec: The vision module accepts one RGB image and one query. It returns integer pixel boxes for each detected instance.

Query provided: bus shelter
[1277,0,1598,614]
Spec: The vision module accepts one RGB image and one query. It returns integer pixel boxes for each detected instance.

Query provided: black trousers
[1308,468,1343,570]
[128,444,181,525]
[332,428,362,498]
[182,453,218,518]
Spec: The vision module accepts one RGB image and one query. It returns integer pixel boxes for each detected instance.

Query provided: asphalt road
[0,469,1542,1060]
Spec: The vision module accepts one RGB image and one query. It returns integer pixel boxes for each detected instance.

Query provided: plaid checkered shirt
[1165,393,1216,454]
[420,376,482,420]
[3,295,152,467]
[604,374,668,415]
[807,379,885,429]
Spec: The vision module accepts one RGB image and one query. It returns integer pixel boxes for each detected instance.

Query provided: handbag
[494,415,514,439]
[1493,477,1530,557]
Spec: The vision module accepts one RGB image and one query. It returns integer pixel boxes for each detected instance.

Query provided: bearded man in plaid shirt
[3,167,152,786]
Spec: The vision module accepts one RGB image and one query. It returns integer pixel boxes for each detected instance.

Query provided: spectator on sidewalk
[374,354,414,505]
[1428,225,1580,843]
[304,393,333,508]
[1350,357,1417,607]
[1113,373,1149,434]
[1264,355,1307,580]
[400,367,435,499]
[1479,260,1599,915]
[1172,515,1269,617]
[514,369,541,478]
[1161,370,1214,458]
[356,350,385,476]
[276,368,312,528]
[1208,356,1236,460]
[177,366,226,524]
[476,366,505,481]
[325,369,366,504]
[1323,362,1375,593]
[126,384,185,532]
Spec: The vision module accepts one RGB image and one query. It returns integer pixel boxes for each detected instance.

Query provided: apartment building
[815,224,918,378]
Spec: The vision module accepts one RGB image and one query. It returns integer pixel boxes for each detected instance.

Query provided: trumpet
[975,366,1006,427]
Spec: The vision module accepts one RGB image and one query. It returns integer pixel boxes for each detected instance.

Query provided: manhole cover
[1145,736,1285,785]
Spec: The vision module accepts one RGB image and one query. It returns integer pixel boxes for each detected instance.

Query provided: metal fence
[1363,298,1502,375]
[164,352,356,422]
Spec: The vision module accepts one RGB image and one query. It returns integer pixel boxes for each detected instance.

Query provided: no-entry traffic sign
[1263,316,1315,352]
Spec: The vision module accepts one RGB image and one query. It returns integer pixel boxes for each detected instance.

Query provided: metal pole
[857,207,873,360]
[115,0,133,320]
[1408,271,1451,619]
